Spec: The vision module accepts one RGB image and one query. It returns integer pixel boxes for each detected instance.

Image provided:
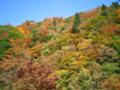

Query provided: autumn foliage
[0,2,120,90]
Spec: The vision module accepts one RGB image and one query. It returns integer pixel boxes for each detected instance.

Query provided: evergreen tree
[101,4,107,10]
[114,2,120,8]
[110,2,120,9]
[72,13,80,33]
[101,4,108,16]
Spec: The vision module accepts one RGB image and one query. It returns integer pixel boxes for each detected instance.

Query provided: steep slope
[0,2,120,90]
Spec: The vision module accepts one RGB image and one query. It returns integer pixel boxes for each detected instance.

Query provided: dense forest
[0,2,120,90]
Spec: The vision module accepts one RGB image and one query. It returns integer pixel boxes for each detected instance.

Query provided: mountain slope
[0,2,120,90]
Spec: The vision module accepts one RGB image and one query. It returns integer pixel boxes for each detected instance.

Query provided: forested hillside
[0,2,120,90]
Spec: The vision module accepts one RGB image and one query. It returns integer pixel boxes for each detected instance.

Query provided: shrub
[11,61,59,90]
[0,26,24,59]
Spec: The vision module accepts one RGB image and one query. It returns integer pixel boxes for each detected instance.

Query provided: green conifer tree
[73,13,80,33]
[101,4,107,10]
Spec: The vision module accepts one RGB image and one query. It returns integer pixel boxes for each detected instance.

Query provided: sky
[0,0,118,25]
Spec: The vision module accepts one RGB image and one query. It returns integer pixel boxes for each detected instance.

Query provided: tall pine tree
[101,4,107,10]
[101,4,108,16]
[72,13,80,33]
[110,2,120,9]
